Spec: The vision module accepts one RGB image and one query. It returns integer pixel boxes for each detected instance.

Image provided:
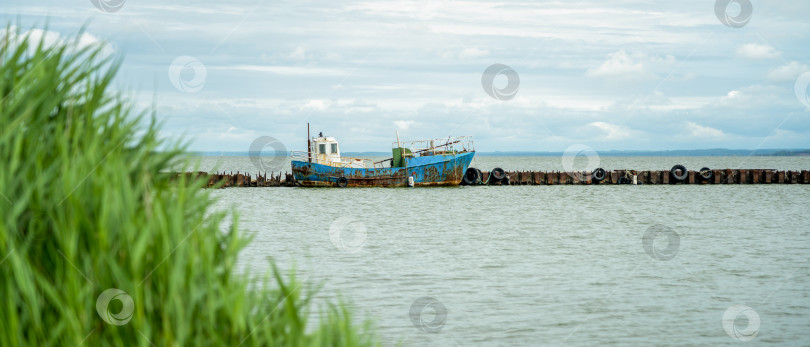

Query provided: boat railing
[291,151,384,169]
[393,136,474,157]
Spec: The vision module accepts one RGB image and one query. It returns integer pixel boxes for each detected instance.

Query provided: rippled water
[198,156,810,346]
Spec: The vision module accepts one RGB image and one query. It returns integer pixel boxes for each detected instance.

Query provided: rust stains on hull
[290,151,474,187]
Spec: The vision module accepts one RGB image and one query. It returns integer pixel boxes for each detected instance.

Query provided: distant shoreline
[189,149,810,157]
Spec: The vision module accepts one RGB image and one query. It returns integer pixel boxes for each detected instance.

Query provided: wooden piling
[570,172,578,184]
[507,172,517,185]
[181,167,809,188]
[534,171,544,185]
[520,171,531,185]
[546,172,556,185]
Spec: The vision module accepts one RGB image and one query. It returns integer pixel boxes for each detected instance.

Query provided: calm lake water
[195,155,810,346]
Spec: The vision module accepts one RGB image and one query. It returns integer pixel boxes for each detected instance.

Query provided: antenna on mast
[396,129,401,148]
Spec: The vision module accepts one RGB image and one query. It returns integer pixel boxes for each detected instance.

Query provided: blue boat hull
[291,151,475,187]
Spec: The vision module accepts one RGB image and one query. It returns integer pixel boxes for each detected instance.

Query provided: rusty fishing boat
[290,126,474,187]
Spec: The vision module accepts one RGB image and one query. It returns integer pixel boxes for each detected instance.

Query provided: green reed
[0,26,377,346]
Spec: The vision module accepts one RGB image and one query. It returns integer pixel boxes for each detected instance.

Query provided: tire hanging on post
[491,167,506,182]
[592,168,607,182]
[462,167,480,185]
[699,167,712,180]
[671,165,688,181]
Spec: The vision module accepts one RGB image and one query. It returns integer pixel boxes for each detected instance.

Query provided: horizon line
[186,148,810,157]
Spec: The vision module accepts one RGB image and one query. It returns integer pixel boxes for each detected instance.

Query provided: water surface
[201,156,809,346]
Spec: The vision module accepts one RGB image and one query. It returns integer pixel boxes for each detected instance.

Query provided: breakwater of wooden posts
[176,168,810,187]
[461,168,810,185]
[175,171,297,187]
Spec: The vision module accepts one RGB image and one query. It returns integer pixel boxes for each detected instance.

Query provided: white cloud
[213,65,347,76]
[587,51,645,78]
[712,85,787,109]
[288,46,307,61]
[7,1,809,151]
[587,121,633,140]
[458,48,489,59]
[300,99,331,111]
[394,120,415,130]
[440,47,490,59]
[0,27,113,57]
[586,50,674,81]
[767,61,810,82]
[21,28,62,48]
[686,122,725,138]
[649,97,713,111]
[736,43,780,60]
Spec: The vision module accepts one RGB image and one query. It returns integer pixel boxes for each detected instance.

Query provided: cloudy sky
[2,0,809,152]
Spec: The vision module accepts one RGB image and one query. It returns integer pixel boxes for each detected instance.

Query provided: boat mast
[307,123,311,163]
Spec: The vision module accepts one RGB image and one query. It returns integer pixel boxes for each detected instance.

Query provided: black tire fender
[699,167,713,180]
[671,165,688,181]
[336,177,348,188]
[462,168,480,185]
[592,168,607,182]
[491,167,506,181]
